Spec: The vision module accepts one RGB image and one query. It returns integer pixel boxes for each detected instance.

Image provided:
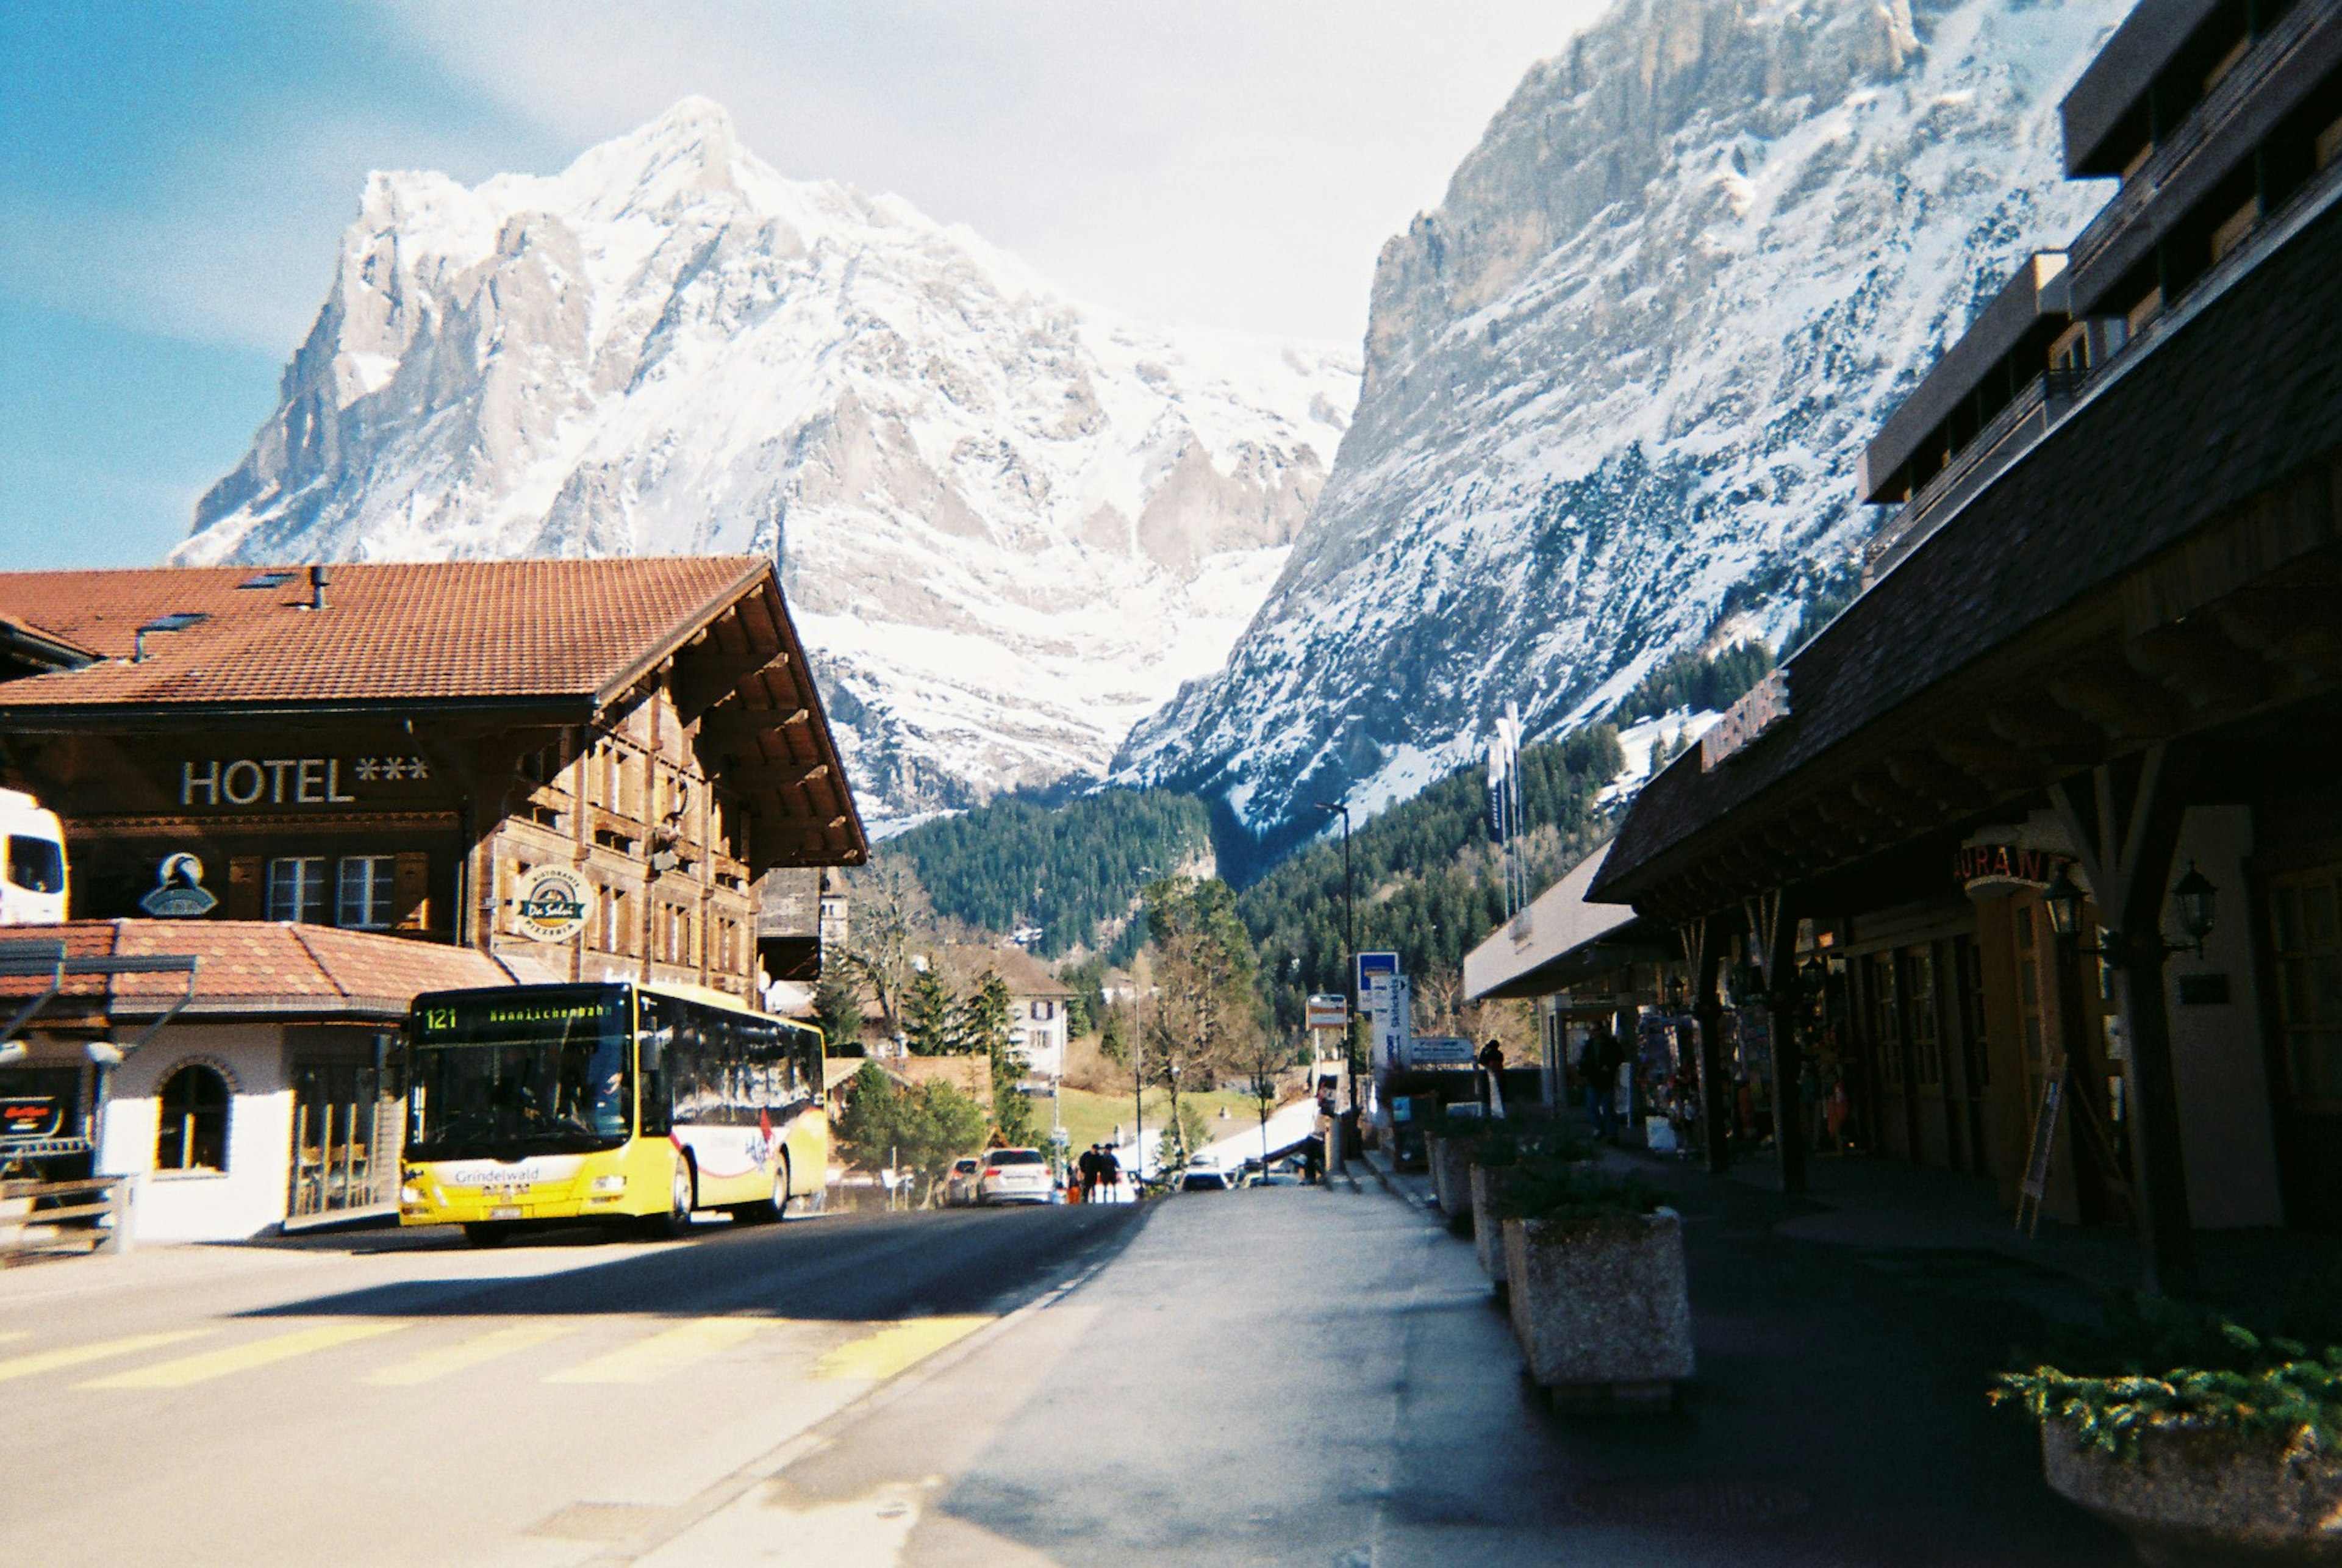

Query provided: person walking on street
[1099,1144,1124,1201]
[1579,1022,1624,1143]
[1477,1037,1506,1119]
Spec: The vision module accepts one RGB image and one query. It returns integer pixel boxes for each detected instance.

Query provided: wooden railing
[0,1175,135,1257]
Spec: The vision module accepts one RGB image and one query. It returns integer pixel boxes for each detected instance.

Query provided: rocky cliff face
[1119,0,2128,846]
[179,99,1358,820]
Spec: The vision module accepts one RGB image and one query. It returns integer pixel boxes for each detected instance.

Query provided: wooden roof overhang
[1594,193,2342,927]
[626,569,868,872]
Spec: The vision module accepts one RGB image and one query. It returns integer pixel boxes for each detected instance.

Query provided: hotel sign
[179,754,431,807]
[1700,670,1790,771]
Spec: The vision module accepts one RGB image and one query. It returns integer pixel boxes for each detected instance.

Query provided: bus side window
[740,1020,776,1111]
[638,993,675,1137]
[793,1023,821,1101]
[709,1009,742,1125]
[678,1008,715,1125]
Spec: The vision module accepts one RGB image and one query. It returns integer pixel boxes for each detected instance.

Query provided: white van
[0,789,67,925]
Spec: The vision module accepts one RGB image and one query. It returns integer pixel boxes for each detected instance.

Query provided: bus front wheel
[642,1157,694,1240]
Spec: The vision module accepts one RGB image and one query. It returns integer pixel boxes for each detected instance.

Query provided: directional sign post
[1305,994,1349,1029]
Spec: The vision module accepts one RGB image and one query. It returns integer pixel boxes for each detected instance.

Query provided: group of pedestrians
[1068,1142,1126,1203]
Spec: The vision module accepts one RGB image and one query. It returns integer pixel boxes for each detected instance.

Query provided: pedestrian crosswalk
[0,1313,990,1395]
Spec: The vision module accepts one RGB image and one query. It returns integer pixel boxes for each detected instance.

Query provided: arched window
[156,1064,231,1172]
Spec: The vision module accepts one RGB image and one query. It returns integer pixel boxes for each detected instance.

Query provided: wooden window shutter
[393,851,432,933]
[226,857,263,920]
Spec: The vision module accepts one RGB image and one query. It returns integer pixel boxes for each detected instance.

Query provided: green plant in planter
[1486,1157,1664,1230]
[1990,1294,2342,1460]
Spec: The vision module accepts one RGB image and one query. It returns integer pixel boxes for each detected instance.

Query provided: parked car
[942,1156,981,1207]
[1181,1162,1236,1192]
[976,1148,1052,1205]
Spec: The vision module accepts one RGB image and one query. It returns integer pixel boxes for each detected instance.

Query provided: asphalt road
[0,1202,1145,1568]
[2,1171,2127,1567]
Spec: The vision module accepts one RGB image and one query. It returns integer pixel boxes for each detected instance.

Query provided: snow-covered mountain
[1119,0,2129,845]
[179,99,1357,820]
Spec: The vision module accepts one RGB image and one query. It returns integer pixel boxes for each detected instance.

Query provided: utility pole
[1314,800,1355,1176]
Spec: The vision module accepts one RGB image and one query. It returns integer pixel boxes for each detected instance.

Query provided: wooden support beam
[2126,618,2276,714]
[674,649,790,726]
[2049,664,2184,742]
[1986,698,2107,761]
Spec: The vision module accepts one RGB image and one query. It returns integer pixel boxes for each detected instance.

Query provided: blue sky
[1,1,1600,570]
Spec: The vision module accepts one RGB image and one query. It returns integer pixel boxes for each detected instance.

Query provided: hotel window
[337,856,395,929]
[155,1064,230,1172]
[267,857,329,922]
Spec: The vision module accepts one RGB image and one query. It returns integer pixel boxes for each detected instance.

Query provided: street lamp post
[1313,800,1355,1174]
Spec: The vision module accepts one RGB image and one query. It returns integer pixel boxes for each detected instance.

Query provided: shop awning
[1463,842,1667,1001]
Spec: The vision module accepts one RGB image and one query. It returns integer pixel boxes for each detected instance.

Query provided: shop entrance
[287,1061,389,1220]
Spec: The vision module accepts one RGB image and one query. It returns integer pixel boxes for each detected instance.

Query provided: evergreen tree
[831,1062,988,1204]
[812,971,865,1054]
[903,967,956,1056]
[958,970,1035,1146]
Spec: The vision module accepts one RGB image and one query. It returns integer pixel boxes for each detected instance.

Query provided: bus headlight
[400,1184,425,1206]
[589,1175,628,1194]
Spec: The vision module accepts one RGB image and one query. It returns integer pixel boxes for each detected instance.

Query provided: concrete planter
[1428,1136,1475,1226]
[2041,1417,2342,1565]
[1502,1209,1692,1400]
[1470,1163,1526,1283]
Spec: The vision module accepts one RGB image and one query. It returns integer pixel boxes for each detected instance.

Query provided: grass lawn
[1046,1086,1289,1158]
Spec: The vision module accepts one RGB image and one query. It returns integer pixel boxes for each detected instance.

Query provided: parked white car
[975,1148,1052,1206]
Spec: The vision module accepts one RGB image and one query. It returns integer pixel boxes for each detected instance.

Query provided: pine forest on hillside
[879,789,1211,959]
[869,721,1633,1052]
[1236,725,1624,1038]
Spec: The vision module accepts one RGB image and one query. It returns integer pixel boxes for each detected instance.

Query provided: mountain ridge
[177,98,1360,822]
[1119,0,2130,848]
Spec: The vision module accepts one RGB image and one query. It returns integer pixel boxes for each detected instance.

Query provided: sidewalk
[730,1165,2129,1564]
[1356,1139,2131,1564]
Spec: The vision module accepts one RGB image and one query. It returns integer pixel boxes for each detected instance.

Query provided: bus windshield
[407,986,632,1160]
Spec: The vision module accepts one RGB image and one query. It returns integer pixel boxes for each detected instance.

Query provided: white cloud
[385,0,1615,342]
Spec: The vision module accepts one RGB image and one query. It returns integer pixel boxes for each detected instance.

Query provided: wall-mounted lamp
[2041,862,2217,963]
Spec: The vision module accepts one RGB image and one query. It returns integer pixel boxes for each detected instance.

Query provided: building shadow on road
[227,1204,1152,1325]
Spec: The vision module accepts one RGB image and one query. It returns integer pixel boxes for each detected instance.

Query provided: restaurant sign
[514,866,593,943]
[1953,843,2072,892]
[1700,670,1791,771]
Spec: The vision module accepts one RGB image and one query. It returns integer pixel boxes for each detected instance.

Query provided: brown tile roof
[0,921,524,1023]
[0,557,766,711]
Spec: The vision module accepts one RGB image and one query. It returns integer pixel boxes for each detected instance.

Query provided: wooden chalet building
[0,557,866,1000]
[1591,0,2342,1290]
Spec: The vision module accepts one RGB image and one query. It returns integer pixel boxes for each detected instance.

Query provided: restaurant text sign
[180,755,431,807]
[1699,669,1790,771]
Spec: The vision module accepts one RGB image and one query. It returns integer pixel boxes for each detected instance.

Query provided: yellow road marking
[0,1329,211,1383]
[365,1322,577,1386]
[82,1322,404,1389]
[814,1317,990,1381]
[544,1317,764,1384]
[0,1330,27,1344]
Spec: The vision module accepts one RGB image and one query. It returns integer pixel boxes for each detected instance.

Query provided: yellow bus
[398,981,826,1245]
